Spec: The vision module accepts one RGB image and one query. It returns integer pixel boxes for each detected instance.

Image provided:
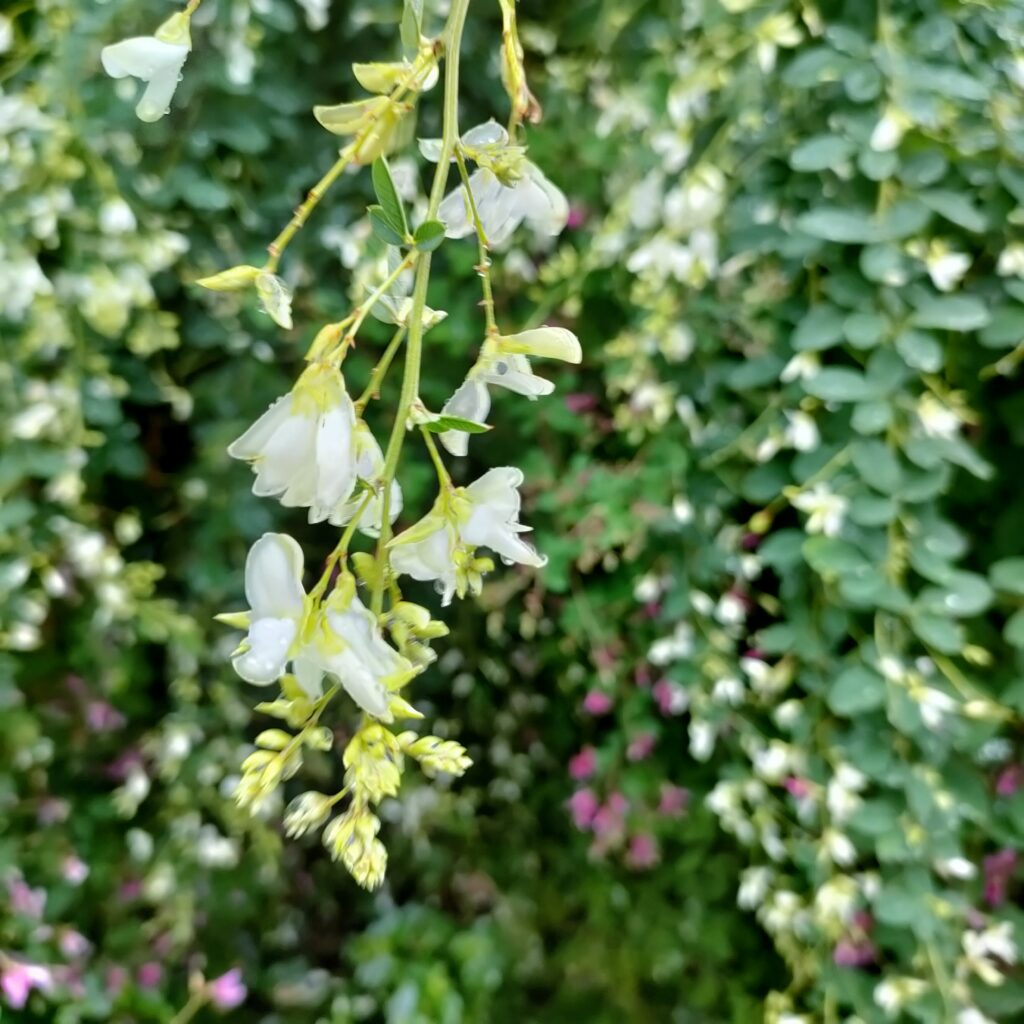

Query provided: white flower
[689,720,716,761]
[792,483,847,537]
[389,467,545,604]
[935,856,977,880]
[738,866,773,909]
[959,1008,997,1024]
[785,410,819,452]
[312,583,418,719]
[781,351,820,383]
[101,14,192,123]
[822,828,856,866]
[870,107,911,152]
[228,364,398,532]
[926,247,971,292]
[912,684,958,731]
[430,122,569,244]
[996,243,1024,279]
[917,394,962,438]
[963,922,1018,986]
[229,534,307,686]
[224,535,416,718]
[439,326,581,455]
[874,978,926,1016]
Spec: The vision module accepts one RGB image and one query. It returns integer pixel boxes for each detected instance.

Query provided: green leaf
[843,312,887,349]
[991,558,1024,596]
[1005,609,1024,649]
[803,537,867,577]
[851,440,903,493]
[793,305,845,351]
[400,0,424,56]
[371,157,408,237]
[829,665,887,715]
[795,207,878,244]
[368,205,406,247]
[911,295,991,332]
[789,135,855,172]
[424,415,492,434]
[919,190,988,233]
[979,306,1024,349]
[803,367,877,403]
[918,571,994,618]
[413,219,447,252]
[894,329,943,372]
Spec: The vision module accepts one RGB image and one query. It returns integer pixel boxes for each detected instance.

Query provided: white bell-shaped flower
[310,582,418,719]
[439,327,581,455]
[439,164,568,243]
[390,467,545,604]
[229,533,307,686]
[101,13,192,123]
[328,421,403,537]
[228,363,361,524]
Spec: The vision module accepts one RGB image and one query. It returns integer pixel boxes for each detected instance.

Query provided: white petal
[293,655,325,699]
[501,326,581,364]
[227,394,294,460]
[101,37,187,80]
[463,505,546,568]
[390,523,455,582]
[233,617,296,685]
[250,412,317,498]
[465,466,524,516]
[311,401,358,519]
[244,533,306,620]
[461,120,509,147]
[519,164,569,236]
[480,354,553,397]
[439,379,491,456]
[136,66,183,123]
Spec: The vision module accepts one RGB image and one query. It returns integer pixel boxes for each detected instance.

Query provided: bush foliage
[3,0,1024,1021]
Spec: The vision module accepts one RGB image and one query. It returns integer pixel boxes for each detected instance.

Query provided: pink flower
[984,849,1018,907]
[568,788,599,830]
[566,206,587,230]
[569,746,598,781]
[105,965,128,998]
[565,393,598,414]
[657,783,690,818]
[582,690,613,716]
[58,929,91,959]
[208,968,247,1011]
[996,763,1024,798]
[137,962,162,989]
[7,878,46,919]
[833,938,876,968]
[118,879,142,902]
[784,776,813,800]
[626,732,657,762]
[62,855,89,886]
[0,958,53,1010]
[634,666,652,688]
[37,798,70,826]
[625,833,660,870]
[86,701,126,733]
[652,679,686,716]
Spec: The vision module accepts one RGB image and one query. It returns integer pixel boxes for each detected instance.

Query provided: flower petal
[233,617,297,685]
[244,533,306,620]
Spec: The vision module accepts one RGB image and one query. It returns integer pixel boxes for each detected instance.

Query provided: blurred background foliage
[3,0,1024,1021]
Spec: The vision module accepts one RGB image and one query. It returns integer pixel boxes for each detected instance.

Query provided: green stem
[355,325,407,412]
[264,54,434,272]
[169,992,208,1024]
[420,427,452,486]
[454,149,499,336]
[370,0,472,615]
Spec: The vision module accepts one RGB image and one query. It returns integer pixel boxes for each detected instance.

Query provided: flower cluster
[191,0,579,888]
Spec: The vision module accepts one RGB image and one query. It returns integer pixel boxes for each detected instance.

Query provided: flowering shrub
[3,0,1023,1021]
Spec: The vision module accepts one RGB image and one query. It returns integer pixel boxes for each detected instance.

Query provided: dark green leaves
[423,415,491,434]
[371,156,408,239]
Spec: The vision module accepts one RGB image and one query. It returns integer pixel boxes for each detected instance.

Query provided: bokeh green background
[4,0,1024,1021]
